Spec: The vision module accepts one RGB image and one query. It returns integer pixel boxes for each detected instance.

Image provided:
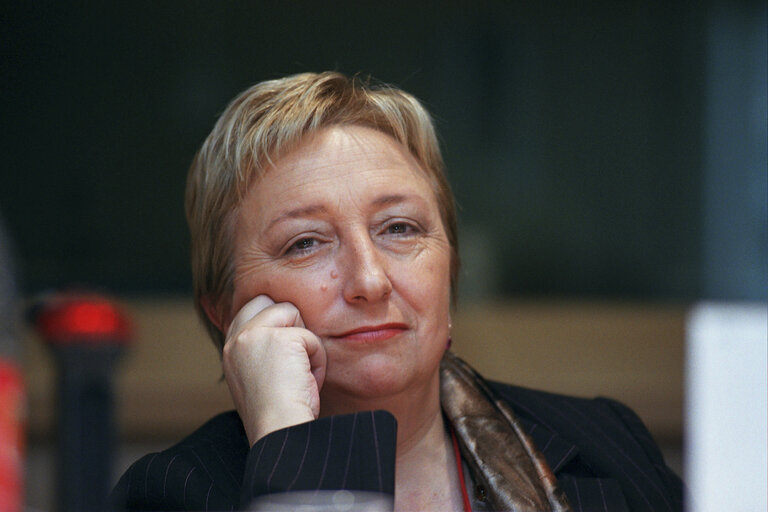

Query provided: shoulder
[489,381,664,460]
[489,381,669,469]
[172,410,248,455]
[489,381,683,511]
[111,411,248,511]
[488,380,593,412]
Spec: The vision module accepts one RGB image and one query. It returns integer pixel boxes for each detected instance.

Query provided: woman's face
[227,125,452,409]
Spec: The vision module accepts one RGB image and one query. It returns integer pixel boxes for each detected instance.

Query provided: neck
[320,372,465,510]
[320,370,443,448]
[392,389,464,511]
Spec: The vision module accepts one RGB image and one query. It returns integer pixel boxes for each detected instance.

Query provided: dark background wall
[2,1,765,301]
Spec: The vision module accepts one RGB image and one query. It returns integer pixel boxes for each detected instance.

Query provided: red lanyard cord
[450,425,473,512]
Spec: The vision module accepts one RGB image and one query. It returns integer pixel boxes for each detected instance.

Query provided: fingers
[226,295,306,339]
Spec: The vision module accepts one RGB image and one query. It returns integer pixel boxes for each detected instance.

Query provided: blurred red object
[0,360,24,512]
[35,295,132,345]
[33,291,133,511]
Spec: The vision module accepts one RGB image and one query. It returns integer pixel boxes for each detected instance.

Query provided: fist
[222,295,327,445]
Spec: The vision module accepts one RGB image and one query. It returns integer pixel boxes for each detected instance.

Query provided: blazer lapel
[518,416,630,512]
[518,415,580,473]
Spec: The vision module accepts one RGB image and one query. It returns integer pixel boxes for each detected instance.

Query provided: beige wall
[25,298,685,442]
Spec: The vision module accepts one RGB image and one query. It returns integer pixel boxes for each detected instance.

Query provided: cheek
[318,268,339,294]
[257,267,339,322]
[396,250,452,308]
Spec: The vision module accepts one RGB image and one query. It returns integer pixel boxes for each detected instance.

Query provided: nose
[341,231,393,304]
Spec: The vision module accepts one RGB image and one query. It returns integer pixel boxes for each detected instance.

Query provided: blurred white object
[685,303,768,512]
[247,490,392,511]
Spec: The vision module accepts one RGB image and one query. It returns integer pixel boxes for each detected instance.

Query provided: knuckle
[276,301,300,316]
[222,340,236,360]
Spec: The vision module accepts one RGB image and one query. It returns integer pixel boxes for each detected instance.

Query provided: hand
[222,295,327,446]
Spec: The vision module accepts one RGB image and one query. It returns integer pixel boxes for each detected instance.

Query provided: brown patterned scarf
[440,351,572,512]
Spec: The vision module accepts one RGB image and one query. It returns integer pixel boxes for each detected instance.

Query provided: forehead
[245,125,437,209]
[275,125,422,178]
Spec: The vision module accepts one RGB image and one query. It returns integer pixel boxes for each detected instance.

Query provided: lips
[330,323,408,342]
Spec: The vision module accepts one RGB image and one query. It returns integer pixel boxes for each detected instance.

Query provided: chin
[321,352,437,407]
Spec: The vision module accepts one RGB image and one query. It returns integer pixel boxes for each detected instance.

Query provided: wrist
[248,408,315,446]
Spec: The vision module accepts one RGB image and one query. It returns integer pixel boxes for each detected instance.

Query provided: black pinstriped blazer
[111,382,683,511]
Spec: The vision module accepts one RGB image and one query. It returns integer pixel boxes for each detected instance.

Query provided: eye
[388,223,407,234]
[286,237,316,254]
[384,221,417,236]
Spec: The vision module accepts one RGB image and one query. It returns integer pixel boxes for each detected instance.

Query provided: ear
[200,295,227,333]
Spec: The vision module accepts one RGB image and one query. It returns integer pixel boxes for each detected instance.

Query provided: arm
[111,410,398,511]
[240,411,396,510]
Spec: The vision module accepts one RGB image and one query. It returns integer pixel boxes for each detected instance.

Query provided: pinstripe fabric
[112,384,682,511]
[111,412,246,511]
[240,410,396,504]
[490,383,683,512]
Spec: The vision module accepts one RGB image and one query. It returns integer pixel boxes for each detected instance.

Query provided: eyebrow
[371,193,414,207]
[266,193,424,231]
[266,204,328,232]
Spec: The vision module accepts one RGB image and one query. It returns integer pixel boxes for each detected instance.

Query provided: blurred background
[2,1,766,510]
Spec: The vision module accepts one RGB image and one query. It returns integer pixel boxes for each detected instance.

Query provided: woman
[112,72,683,511]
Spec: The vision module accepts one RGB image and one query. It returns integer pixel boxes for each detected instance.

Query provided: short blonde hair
[186,72,458,351]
